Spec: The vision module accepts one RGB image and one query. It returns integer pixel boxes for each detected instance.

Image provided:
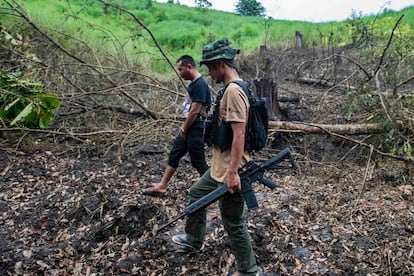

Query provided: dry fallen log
[296,77,335,88]
[269,121,385,135]
[269,121,414,162]
[294,77,356,91]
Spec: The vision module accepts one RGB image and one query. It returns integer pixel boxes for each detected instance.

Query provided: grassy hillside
[1,0,413,75]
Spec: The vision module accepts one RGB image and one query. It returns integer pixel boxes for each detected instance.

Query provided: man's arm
[180,102,203,138]
[224,121,246,193]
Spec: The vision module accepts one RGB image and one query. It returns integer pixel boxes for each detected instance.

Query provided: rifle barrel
[156,213,185,233]
[155,185,229,234]
[261,148,290,169]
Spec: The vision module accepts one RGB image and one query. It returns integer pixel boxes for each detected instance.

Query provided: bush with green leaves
[195,0,212,9]
[235,0,266,17]
[0,72,60,129]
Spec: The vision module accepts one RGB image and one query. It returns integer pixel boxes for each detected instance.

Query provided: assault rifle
[155,148,297,234]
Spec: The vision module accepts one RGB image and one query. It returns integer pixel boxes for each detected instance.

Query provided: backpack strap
[229,80,252,99]
[212,80,248,120]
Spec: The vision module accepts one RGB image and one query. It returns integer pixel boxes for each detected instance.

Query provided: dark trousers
[167,127,209,175]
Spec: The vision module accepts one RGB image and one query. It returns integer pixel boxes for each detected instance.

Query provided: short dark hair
[204,58,235,69]
[176,55,195,67]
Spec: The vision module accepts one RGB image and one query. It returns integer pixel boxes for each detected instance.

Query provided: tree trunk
[294,76,356,91]
[253,79,280,119]
[295,31,303,49]
[259,45,267,55]
[269,121,385,135]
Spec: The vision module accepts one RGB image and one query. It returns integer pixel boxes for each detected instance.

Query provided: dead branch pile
[0,1,193,154]
[1,0,413,162]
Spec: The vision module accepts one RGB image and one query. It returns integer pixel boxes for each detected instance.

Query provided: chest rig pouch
[204,85,233,151]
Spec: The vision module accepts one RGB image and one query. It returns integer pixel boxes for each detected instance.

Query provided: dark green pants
[185,169,257,275]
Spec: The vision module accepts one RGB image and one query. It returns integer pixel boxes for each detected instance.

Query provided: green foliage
[345,10,414,52]
[343,89,378,117]
[155,10,168,22]
[158,31,197,50]
[406,95,414,105]
[242,24,256,37]
[195,0,212,9]
[402,141,412,156]
[2,0,413,79]
[235,0,266,17]
[0,72,60,128]
[8,0,413,70]
[344,86,414,157]
[232,30,243,45]
[155,20,202,51]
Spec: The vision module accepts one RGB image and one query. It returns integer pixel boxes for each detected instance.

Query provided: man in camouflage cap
[172,38,259,276]
[200,37,240,66]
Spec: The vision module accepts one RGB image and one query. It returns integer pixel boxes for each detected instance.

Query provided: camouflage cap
[200,38,240,65]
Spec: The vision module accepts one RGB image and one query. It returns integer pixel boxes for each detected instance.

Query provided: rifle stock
[155,148,297,234]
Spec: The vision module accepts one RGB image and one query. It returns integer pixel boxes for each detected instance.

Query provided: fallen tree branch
[270,121,413,162]
[97,0,187,91]
[269,121,385,135]
[375,68,393,123]
[394,75,414,94]
[373,14,404,77]
[3,0,85,65]
[0,127,128,137]
[317,70,358,112]
[358,145,374,199]
[3,0,166,119]
[293,76,357,92]
[60,81,186,100]
[294,76,335,88]
[334,54,371,80]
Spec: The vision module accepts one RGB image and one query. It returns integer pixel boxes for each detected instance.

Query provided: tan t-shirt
[210,82,251,183]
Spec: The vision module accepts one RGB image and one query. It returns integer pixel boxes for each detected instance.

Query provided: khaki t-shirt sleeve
[220,83,249,123]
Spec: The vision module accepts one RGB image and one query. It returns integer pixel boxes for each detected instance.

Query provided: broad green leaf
[39,112,53,129]
[42,96,60,109]
[4,98,20,111]
[10,103,33,126]
[403,141,412,156]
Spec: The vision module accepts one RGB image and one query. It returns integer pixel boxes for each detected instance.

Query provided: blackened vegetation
[1,138,413,274]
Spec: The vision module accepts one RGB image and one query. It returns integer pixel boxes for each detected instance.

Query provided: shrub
[0,72,60,129]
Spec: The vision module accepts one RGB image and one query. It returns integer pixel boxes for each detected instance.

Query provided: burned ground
[1,81,413,275]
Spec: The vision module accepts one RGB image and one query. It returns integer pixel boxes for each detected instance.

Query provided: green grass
[1,0,413,75]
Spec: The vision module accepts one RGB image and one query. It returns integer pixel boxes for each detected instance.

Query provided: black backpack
[204,80,269,151]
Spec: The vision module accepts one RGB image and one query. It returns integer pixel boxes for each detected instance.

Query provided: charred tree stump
[295,31,303,49]
[253,79,281,120]
[259,45,267,55]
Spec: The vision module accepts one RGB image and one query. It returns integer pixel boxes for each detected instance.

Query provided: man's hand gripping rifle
[155,148,297,234]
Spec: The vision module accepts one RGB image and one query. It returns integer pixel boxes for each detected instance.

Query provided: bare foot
[142,184,167,197]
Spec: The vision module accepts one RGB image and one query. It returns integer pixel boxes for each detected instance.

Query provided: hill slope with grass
[3,0,413,73]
